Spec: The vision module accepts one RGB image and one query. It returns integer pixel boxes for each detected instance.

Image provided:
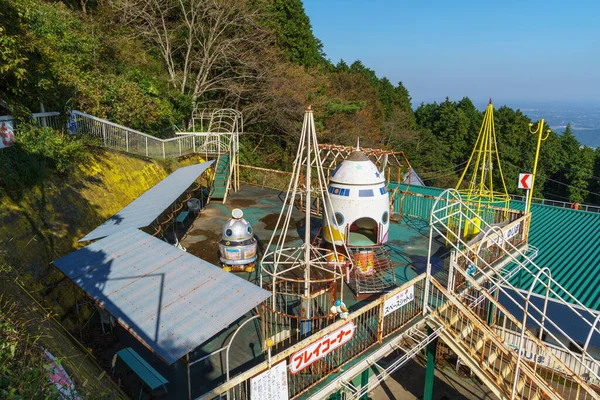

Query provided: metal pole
[423,325,437,400]
[226,315,260,400]
[526,119,546,217]
[187,353,191,400]
[304,105,312,320]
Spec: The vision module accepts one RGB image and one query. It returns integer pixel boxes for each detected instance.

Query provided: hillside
[2,0,599,204]
[0,127,204,396]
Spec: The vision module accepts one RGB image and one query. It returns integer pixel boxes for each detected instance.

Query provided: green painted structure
[211,155,230,199]
[394,182,600,311]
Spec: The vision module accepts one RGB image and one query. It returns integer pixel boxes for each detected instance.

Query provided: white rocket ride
[323,143,390,248]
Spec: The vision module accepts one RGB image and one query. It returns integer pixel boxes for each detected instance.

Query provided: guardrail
[0,111,63,133]
[198,275,426,400]
[71,110,233,159]
[510,194,600,213]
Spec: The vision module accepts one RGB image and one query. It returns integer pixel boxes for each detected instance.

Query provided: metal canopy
[54,228,269,365]
[80,161,214,242]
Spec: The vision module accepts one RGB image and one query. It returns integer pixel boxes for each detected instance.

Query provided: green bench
[113,347,168,399]
[175,210,190,224]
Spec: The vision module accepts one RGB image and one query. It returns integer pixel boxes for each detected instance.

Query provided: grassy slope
[0,148,205,397]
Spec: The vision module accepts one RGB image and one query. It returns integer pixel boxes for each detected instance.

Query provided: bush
[0,295,59,399]
[0,125,93,200]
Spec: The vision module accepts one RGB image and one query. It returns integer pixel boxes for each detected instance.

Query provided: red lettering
[303,350,313,364]
[321,338,331,354]
[293,354,304,371]
[312,341,323,357]
[336,329,350,344]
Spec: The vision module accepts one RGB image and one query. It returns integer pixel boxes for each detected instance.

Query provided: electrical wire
[503,159,600,199]
[419,167,468,182]
[418,160,469,176]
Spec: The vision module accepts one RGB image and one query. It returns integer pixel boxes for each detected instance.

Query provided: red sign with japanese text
[289,321,355,374]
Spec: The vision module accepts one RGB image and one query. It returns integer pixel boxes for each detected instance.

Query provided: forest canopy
[1,0,598,205]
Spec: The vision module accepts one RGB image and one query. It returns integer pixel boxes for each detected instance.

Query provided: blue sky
[303,0,600,107]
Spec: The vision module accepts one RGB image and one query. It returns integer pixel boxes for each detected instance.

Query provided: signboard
[383,286,415,317]
[0,120,15,149]
[289,321,355,374]
[250,361,288,400]
[518,173,532,189]
[486,223,520,248]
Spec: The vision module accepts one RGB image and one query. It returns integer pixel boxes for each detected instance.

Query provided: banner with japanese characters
[289,321,355,374]
[383,285,415,316]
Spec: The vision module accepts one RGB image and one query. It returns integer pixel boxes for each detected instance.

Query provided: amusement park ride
[51,104,600,400]
[209,104,600,400]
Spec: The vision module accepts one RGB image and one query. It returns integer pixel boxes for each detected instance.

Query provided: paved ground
[371,358,496,400]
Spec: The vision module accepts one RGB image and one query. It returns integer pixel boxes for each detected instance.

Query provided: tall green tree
[268,0,326,67]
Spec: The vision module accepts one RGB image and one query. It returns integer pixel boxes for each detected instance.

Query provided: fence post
[102,124,107,146]
[126,130,129,152]
[193,136,196,153]
[179,138,182,156]
[377,301,385,343]
[162,142,166,159]
[145,137,149,157]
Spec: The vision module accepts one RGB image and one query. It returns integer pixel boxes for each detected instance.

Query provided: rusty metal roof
[54,227,269,365]
[80,161,214,242]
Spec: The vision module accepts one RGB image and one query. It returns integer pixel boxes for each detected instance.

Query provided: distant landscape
[495,101,599,148]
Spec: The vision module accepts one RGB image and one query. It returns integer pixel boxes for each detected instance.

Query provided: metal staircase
[424,189,600,400]
[429,281,563,400]
[211,154,230,200]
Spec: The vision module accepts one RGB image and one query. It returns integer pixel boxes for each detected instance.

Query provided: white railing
[70,110,232,159]
[510,194,600,213]
[0,111,62,131]
[427,189,600,388]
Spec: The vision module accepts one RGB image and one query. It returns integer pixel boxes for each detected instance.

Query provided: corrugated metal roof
[394,183,600,309]
[54,227,269,365]
[509,201,600,310]
[80,161,214,242]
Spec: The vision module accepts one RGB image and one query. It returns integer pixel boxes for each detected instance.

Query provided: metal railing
[0,111,63,132]
[426,189,600,398]
[510,194,600,213]
[70,110,234,159]
[198,275,426,400]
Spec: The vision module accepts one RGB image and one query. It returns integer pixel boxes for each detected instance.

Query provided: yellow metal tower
[455,99,510,235]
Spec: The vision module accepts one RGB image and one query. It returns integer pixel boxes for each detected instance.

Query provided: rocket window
[359,189,374,197]
[333,212,344,225]
[247,226,253,235]
[379,186,387,195]
[382,211,389,224]
[225,229,233,237]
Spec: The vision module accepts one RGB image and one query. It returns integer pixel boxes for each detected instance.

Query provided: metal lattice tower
[260,105,352,340]
[455,99,510,222]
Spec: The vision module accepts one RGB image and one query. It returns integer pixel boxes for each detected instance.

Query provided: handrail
[429,189,600,384]
[511,267,552,400]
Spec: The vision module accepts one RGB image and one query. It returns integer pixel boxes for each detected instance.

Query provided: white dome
[330,151,384,185]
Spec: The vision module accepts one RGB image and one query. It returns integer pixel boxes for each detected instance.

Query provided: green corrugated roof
[511,201,600,310]
[394,183,600,310]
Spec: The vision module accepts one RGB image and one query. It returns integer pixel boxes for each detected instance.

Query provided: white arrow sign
[518,173,532,190]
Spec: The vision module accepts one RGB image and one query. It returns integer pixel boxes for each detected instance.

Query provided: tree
[558,124,594,203]
[268,0,326,67]
[114,0,269,108]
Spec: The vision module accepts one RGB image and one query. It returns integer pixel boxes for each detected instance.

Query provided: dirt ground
[370,358,496,400]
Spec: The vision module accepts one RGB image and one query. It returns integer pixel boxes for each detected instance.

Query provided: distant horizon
[304,0,600,106]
